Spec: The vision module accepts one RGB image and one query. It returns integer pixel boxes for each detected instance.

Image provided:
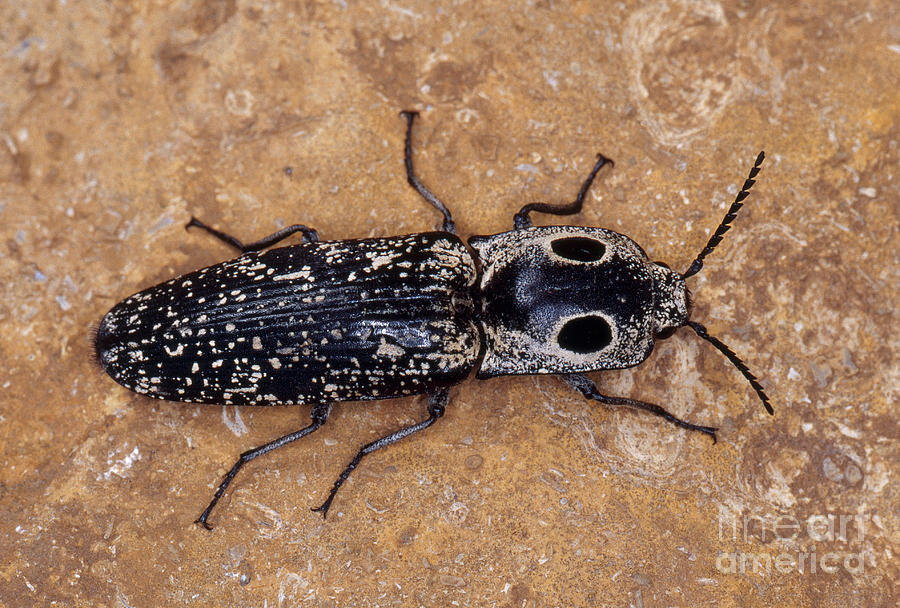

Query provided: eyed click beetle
[94,111,773,528]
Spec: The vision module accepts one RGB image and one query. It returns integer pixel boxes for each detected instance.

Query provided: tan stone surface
[1,1,897,606]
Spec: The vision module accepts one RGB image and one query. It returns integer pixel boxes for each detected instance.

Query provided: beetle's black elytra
[95,111,773,528]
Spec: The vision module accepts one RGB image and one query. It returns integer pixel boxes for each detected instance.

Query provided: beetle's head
[647,260,690,340]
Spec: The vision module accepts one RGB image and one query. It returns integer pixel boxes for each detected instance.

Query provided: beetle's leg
[563,374,718,442]
[312,387,449,519]
[513,154,613,230]
[186,217,319,252]
[400,111,457,235]
[196,402,332,530]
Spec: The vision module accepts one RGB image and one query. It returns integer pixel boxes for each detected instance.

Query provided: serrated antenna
[685,321,774,416]
[682,152,765,279]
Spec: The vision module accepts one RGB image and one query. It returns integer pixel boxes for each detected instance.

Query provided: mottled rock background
[1,1,896,606]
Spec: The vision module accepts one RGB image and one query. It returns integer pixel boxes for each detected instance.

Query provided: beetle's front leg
[513,153,613,230]
[563,373,718,442]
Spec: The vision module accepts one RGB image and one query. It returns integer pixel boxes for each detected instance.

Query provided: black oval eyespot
[550,237,606,262]
[557,315,612,354]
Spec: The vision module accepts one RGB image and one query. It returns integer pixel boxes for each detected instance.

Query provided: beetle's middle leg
[513,153,613,230]
[400,111,457,235]
[563,373,718,442]
[195,402,333,530]
[186,217,319,252]
[311,387,449,518]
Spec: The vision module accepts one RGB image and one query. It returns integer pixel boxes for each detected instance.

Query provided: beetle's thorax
[469,226,682,378]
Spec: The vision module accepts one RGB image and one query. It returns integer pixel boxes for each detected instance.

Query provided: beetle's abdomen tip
[93,309,129,377]
[94,314,114,367]
[92,308,166,397]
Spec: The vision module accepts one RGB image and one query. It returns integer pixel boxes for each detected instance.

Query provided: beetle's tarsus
[195,517,214,531]
[310,499,332,519]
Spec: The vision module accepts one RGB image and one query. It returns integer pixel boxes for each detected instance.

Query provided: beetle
[94,111,772,528]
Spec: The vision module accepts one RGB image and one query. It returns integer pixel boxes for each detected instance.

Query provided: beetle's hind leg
[400,111,457,235]
[186,217,319,252]
[563,374,718,442]
[513,153,613,230]
[195,402,332,530]
[312,387,449,519]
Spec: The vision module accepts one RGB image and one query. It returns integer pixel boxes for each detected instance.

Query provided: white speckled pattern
[96,233,480,405]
